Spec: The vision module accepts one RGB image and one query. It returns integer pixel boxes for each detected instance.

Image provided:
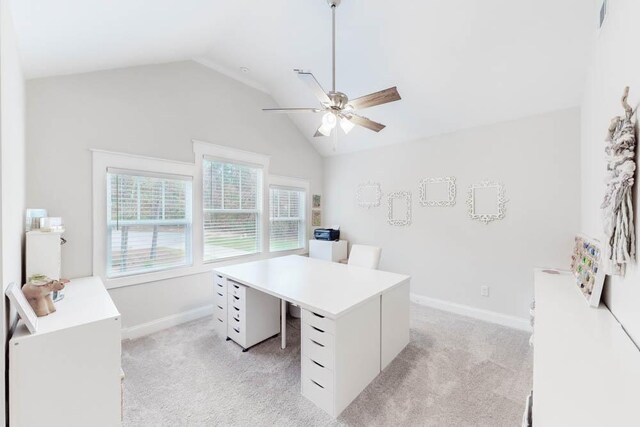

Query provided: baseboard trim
[410,293,531,332]
[121,305,214,340]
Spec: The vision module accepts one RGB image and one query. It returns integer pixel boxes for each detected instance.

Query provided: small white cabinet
[9,276,122,427]
[309,239,348,262]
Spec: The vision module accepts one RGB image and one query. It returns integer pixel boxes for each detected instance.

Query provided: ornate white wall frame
[467,180,507,224]
[419,177,456,207]
[356,182,382,209]
[387,191,412,226]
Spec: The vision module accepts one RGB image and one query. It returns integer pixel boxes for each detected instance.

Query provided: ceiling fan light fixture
[318,123,333,136]
[340,117,355,134]
[322,112,337,129]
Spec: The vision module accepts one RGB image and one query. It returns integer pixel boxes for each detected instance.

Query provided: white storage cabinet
[309,239,348,262]
[9,276,122,427]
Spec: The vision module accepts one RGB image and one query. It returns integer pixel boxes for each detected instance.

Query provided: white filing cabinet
[309,239,348,262]
[9,277,122,427]
[26,230,63,279]
[300,298,381,418]
[213,273,228,337]
[226,279,280,351]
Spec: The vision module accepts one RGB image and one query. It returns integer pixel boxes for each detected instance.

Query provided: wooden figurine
[22,277,69,317]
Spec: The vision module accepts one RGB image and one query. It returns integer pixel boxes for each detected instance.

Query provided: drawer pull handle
[217,305,223,310]
[234,306,240,311]
[216,274,223,279]
[312,312,325,319]
[217,283,223,288]
[312,359,325,368]
[233,327,240,333]
[311,379,325,389]
[233,296,239,301]
[311,326,325,333]
[233,284,240,289]
[234,317,240,322]
[217,318,224,323]
[310,339,325,348]
[217,292,223,297]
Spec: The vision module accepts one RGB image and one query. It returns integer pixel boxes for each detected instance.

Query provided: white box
[26,230,63,280]
[309,240,348,262]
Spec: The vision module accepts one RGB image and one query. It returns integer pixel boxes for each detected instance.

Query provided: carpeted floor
[122,303,532,426]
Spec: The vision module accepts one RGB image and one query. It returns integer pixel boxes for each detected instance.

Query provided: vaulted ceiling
[11,0,593,156]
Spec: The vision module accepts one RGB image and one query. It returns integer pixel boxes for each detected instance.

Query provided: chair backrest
[348,245,382,270]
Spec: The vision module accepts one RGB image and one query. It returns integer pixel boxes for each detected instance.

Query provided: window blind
[269,186,306,252]
[106,170,193,278]
[203,159,262,261]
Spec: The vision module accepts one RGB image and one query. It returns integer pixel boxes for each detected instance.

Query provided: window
[203,159,263,261]
[269,186,306,252]
[106,169,192,278]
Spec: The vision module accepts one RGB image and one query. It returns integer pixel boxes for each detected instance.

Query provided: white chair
[348,244,382,270]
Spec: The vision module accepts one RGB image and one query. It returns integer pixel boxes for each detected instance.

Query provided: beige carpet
[122,303,532,426]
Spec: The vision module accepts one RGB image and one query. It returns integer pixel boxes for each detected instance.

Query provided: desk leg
[281,299,286,349]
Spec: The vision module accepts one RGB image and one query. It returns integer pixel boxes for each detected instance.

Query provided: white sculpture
[601,87,636,275]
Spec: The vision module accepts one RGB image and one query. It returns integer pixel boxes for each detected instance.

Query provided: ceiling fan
[263,0,401,148]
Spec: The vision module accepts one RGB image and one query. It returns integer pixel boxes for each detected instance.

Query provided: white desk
[533,269,640,426]
[214,255,410,417]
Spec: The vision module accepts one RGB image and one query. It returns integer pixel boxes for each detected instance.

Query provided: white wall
[581,0,640,344]
[1,0,26,423]
[26,61,323,330]
[325,108,581,321]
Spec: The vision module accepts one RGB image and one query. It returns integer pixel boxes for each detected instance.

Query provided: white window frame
[193,140,271,263]
[92,150,196,289]
[269,175,310,254]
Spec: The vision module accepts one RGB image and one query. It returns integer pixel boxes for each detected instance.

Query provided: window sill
[104,249,307,289]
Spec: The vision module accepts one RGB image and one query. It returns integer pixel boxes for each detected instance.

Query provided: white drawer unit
[226,279,280,351]
[213,273,228,338]
[300,297,381,418]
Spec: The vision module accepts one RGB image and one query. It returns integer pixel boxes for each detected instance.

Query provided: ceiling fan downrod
[328,0,340,92]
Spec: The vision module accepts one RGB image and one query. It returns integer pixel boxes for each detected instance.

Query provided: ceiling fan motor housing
[327,0,341,8]
[328,91,349,110]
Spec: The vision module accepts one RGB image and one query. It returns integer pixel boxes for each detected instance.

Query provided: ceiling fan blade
[262,108,323,113]
[296,70,331,106]
[346,114,386,132]
[348,87,401,110]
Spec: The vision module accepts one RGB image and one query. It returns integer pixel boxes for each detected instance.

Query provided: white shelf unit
[532,269,640,426]
[9,276,122,427]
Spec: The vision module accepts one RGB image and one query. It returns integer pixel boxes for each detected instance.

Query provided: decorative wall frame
[419,177,456,207]
[387,191,412,226]
[466,180,507,224]
[356,182,382,209]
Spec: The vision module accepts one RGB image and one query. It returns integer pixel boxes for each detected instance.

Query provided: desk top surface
[533,269,640,427]
[215,255,410,318]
